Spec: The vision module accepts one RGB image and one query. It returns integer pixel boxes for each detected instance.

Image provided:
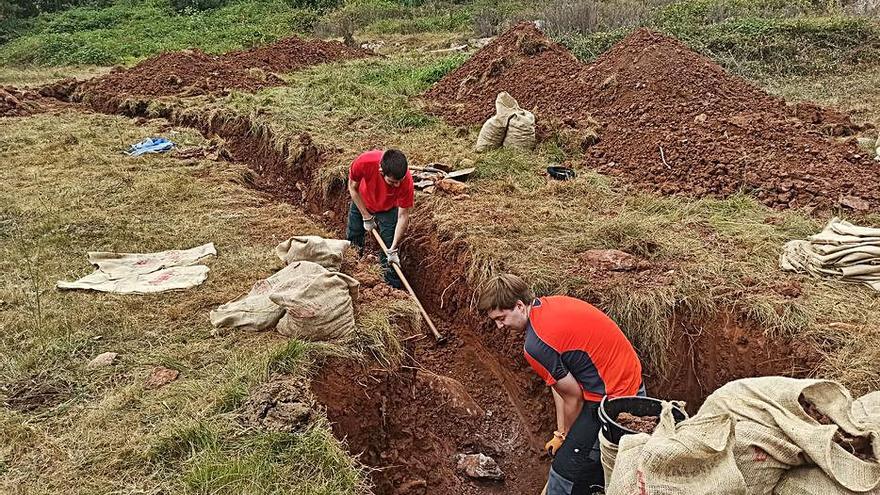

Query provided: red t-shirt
[348,150,414,213]
[524,296,643,402]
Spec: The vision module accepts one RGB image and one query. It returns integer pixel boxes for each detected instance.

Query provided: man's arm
[551,373,584,433]
[552,387,566,433]
[348,178,372,219]
[390,206,410,250]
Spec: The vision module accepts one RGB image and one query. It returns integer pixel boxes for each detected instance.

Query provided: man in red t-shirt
[479,274,645,495]
[347,149,414,289]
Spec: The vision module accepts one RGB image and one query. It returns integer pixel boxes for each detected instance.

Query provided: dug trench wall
[53,87,823,493]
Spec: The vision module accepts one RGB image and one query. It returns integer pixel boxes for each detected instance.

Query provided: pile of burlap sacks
[603,377,880,495]
[475,92,536,152]
[209,236,359,341]
[781,218,880,292]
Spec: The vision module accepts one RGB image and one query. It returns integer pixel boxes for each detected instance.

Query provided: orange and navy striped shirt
[524,296,643,402]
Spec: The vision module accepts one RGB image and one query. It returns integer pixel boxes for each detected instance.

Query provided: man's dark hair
[381,149,408,180]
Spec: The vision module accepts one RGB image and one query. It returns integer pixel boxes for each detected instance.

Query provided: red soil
[78,36,370,99]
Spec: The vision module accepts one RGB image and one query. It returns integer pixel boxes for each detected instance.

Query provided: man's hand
[545,431,565,457]
[386,248,400,265]
[363,216,377,232]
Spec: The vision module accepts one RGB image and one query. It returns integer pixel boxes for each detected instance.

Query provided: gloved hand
[545,431,565,457]
[363,216,377,232]
[386,248,400,265]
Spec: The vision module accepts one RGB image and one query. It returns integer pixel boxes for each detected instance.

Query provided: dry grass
[760,65,880,125]
[0,111,380,494]
[0,65,111,87]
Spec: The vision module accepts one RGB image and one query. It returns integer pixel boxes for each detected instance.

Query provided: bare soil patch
[2,373,76,413]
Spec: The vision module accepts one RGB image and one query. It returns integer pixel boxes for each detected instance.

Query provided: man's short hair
[381,149,408,180]
[478,274,535,311]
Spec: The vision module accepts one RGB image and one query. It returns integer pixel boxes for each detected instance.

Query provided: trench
[56,89,823,494]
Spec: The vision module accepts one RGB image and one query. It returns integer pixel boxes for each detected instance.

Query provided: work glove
[386,248,400,265]
[545,431,565,457]
[363,216,377,232]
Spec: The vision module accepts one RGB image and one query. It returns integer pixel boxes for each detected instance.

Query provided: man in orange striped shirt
[479,274,645,494]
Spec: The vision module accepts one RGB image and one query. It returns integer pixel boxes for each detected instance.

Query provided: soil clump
[240,374,316,432]
[425,23,880,212]
[616,411,660,433]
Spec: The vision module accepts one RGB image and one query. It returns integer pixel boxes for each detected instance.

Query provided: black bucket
[598,396,688,445]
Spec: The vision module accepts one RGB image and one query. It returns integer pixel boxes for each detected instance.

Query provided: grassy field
[3,0,880,492]
[0,110,426,494]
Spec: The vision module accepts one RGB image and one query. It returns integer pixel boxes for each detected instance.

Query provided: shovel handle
[370,229,445,343]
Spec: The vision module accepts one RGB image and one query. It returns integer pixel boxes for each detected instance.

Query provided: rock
[417,371,484,418]
[840,195,870,212]
[581,249,642,272]
[694,113,708,124]
[144,366,179,390]
[456,453,504,481]
[436,178,469,195]
[87,352,118,368]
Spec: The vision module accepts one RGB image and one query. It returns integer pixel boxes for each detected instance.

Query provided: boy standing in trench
[479,274,646,495]
[346,148,413,289]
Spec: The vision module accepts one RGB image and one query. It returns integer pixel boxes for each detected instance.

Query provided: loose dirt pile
[78,35,370,99]
[425,23,880,212]
[1,86,46,117]
[225,36,371,73]
[616,411,660,433]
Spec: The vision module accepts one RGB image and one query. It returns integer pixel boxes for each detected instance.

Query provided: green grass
[0,111,393,493]
[556,0,880,78]
[0,0,319,66]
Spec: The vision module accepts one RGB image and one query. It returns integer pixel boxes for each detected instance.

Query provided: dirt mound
[423,22,585,127]
[79,36,370,99]
[425,24,880,212]
[79,50,282,99]
[224,35,371,73]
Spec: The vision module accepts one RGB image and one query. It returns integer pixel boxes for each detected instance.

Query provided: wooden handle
[370,229,445,343]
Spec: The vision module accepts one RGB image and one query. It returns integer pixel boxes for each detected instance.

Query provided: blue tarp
[127,137,174,157]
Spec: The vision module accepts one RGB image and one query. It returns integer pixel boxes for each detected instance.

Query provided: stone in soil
[616,411,659,433]
[455,453,505,481]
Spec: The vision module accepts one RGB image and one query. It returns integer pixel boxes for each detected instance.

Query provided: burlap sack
[599,430,618,485]
[606,402,746,495]
[854,392,880,426]
[271,271,359,342]
[274,236,350,271]
[475,92,518,152]
[502,108,536,150]
[209,261,327,331]
[773,466,879,495]
[699,377,880,493]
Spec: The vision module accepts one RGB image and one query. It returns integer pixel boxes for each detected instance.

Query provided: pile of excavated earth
[74,35,370,99]
[425,23,879,212]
